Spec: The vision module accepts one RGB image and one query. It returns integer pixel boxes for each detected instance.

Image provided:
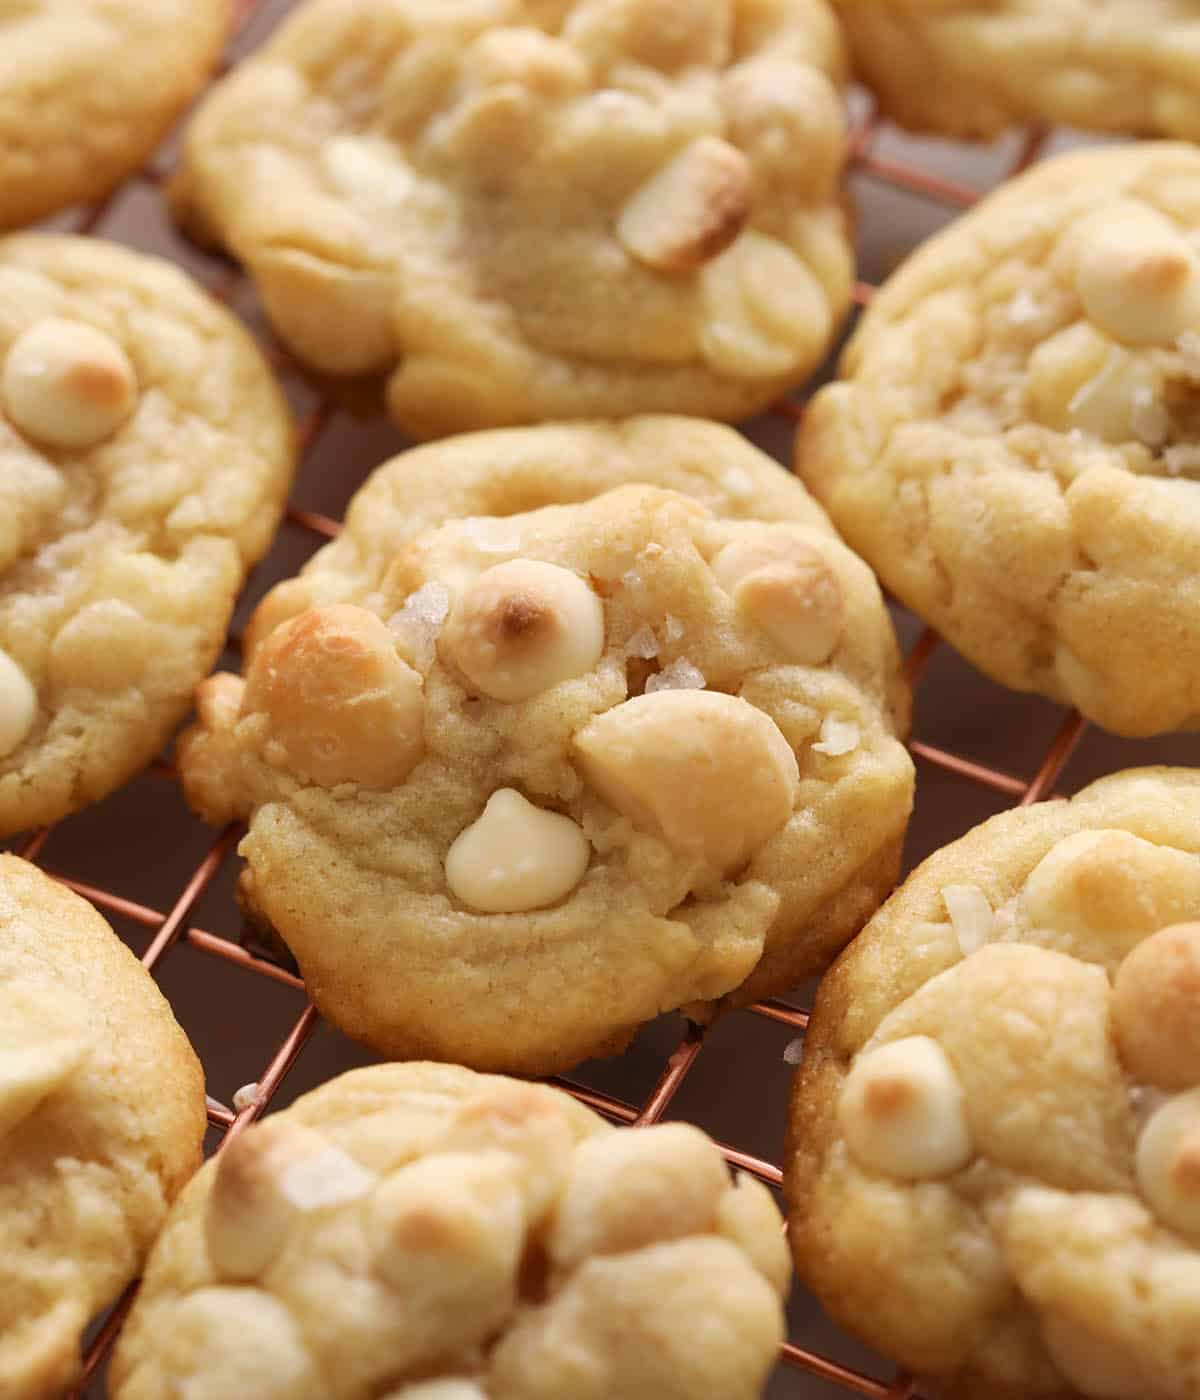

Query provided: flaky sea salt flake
[644,658,706,693]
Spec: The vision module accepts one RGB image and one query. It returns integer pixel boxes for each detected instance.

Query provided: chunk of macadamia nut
[1114,924,1200,1091]
[206,1119,375,1281]
[711,528,844,664]
[444,788,591,915]
[573,689,799,873]
[1135,1088,1200,1239]
[0,980,91,1139]
[0,648,36,759]
[1072,200,1200,347]
[2,317,137,448]
[241,605,424,789]
[616,136,751,274]
[439,559,604,703]
[838,1035,973,1180]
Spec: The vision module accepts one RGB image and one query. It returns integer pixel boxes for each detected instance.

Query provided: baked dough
[835,0,1200,141]
[800,143,1200,736]
[111,1062,791,1400]
[170,0,853,438]
[787,766,1200,1400]
[0,234,294,835]
[0,854,205,1399]
[177,419,913,1073]
[0,1,230,228]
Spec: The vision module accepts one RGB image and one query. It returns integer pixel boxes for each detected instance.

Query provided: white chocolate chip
[1073,201,1200,347]
[811,715,859,758]
[0,648,36,759]
[3,317,137,448]
[445,788,590,914]
[323,135,415,209]
[712,530,843,664]
[440,559,604,702]
[1135,1088,1200,1239]
[573,689,799,873]
[384,1382,488,1400]
[617,136,751,273]
[943,883,995,957]
[838,1036,972,1180]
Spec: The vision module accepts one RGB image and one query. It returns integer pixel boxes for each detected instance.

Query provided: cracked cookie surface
[0,854,205,1400]
[111,1063,790,1400]
[0,234,294,836]
[178,419,912,1074]
[0,1,230,228]
[835,0,1200,141]
[787,766,1200,1400]
[800,143,1200,736]
[171,0,852,438]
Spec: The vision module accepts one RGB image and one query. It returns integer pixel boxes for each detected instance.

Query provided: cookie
[170,0,853,439]
[0,854,205,1398]
[0,1,230,229]
[787,766,1200,1400]
[0,234,294,836]
[111,1062,791,1400]
[800,143,1200,737]
[835,1,1200,141]
[177,419,913,1073]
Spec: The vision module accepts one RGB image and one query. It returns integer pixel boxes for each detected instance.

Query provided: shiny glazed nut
[242,605,424,788]
[616,136,751,273]
[1135,1088,1200,1238]
[711,530,843,663]
[440,560,604,703]
[2,317,137,448]
[0,648,36,759]
[1072,201,1200,347]
[207,1119,375,1280]
[572,689,799,873]
[837,1035,972,1180]
[1113,923,1200,1090]
[444,788,590,914]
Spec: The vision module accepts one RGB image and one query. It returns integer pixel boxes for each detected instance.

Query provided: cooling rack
[5,2,1196,1395]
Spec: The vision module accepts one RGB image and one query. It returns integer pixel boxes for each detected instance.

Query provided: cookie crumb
[644,658,706,693]
[783,1037,805,1066]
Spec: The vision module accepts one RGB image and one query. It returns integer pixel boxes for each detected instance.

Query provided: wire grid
[3,4,1117,1395]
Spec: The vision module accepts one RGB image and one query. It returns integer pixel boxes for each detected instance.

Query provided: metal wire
[6,5,1104,1394]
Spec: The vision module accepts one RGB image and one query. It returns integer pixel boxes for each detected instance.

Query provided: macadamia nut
[0,648,36,759]
[711,528,843,663]
[440,560,604,703]
[3,317,137,448]
[242,605,424,788]
[444,788,590,914]
[573,689,798,873]
[1073,201,1200,347]
[1135,1089,1200,1239]
[838,1035,973,1180]
[1114,923,1200,1091]
[0,980,90,1138]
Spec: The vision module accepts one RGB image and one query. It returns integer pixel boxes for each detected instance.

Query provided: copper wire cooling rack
[5,3,1194,1395]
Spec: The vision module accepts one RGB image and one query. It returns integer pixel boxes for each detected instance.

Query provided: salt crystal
[812,716,859,757]
[783,1037,805,1067]
[388,581,450,670]
[664,614,684,643]
[459,517,521,553]
[942,883,994,956]
[1007,289,1040,325]
[624,624,659,660]
[644,658,706,693]
[232,1082,259,1112]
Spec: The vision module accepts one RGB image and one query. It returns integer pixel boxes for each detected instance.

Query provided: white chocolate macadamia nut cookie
[178,419,912,1074]
[111,1063,791,1400]
[801,144,1200,736]
[0,1,230,229]
[0,234,293,836]
[170,0,853,438]
[787,767,1200,1400]
[834,0,1200,142]
[0,855,205,1398]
